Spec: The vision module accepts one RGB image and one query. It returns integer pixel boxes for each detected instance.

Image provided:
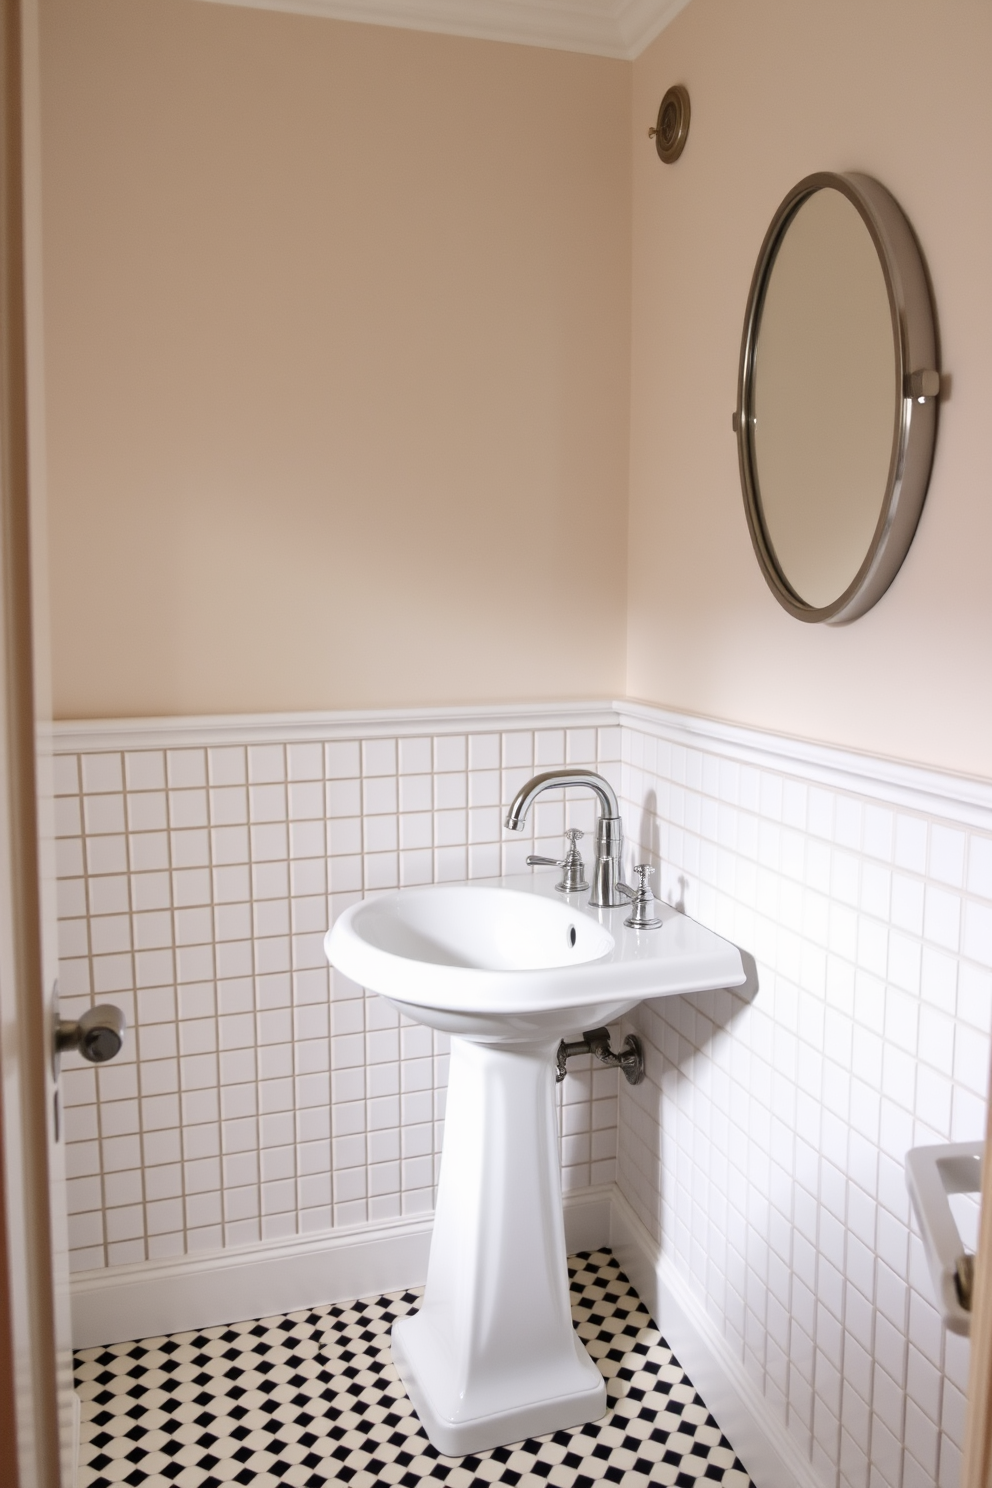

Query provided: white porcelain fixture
[325,872,746,1454]
[905,1141,983,1335]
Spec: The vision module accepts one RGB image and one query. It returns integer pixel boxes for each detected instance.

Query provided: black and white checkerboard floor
[74,1248,752,1488]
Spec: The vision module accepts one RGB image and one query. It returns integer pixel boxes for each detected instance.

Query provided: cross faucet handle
[557,828,588,893]
[617,862,663,930]
[526,827,589,895]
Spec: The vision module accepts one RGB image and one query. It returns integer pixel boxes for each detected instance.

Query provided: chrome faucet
[504,769,626,909]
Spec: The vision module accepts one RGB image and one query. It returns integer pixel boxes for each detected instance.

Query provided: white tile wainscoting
[53,704,622,1273]
[52,700,992,1488]
[616,703,992,1488]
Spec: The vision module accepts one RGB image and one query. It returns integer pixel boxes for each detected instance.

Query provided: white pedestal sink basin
[325,872,745,1455]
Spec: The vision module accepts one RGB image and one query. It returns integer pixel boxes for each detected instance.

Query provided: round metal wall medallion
[651,84,690,163]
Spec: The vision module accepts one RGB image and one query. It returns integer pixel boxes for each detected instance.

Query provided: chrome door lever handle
[54,1004,127,1064]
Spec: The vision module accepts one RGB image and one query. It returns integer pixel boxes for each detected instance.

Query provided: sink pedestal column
[391,1034,607,1455]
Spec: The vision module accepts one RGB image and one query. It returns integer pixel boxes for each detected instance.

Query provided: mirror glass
[751,187,896,609]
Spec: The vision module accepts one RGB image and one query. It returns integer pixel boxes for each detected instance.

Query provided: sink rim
[325,870,746,1016]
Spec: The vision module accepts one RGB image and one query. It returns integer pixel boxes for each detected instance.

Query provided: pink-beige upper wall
[40,0,992,779]
[39,0,631,719]
[628,0,992,779]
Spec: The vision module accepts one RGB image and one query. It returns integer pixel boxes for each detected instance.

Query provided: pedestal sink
[324,872,745,1455]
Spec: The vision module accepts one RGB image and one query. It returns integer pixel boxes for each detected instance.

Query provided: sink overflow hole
[568,925,577,948]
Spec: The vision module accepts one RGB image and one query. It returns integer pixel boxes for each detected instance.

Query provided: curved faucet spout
[504,769,624,909]
[504,769,619,832]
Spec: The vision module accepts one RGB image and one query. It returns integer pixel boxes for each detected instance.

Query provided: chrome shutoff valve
[616,863,663,930]
[526,827,589,895]
[55,1004,127,1064]
[556,1026,644,1085]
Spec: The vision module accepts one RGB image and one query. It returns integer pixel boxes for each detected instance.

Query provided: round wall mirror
[735,172,939,624]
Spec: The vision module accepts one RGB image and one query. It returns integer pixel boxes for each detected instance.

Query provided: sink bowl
[324,872,746,1456]
[326,872,744,1039]
[339,882,614,970]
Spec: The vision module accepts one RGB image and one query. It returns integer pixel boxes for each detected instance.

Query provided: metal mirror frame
[735,171,939,625]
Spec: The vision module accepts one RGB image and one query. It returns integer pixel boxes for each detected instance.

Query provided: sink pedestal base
[392,1034,607,1455]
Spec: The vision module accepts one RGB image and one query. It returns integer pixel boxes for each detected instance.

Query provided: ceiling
[198,0,693,60]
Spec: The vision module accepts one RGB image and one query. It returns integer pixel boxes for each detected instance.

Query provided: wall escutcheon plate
[650,84,690,163]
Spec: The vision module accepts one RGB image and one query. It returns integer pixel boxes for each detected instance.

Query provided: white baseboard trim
[71,1214,434,1350]
[71,1188,613,1350]
[610,1190,828,1488]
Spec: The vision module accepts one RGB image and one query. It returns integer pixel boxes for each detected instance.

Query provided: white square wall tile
[124,752,166,792]
[208,747,247,786]
[435,773,466,811]
[433,735,466,773]
[84,795,126,835]
[364,777,397,816]
[597,727,621,763]
[325,741,360,779]
[967,836,992,900]
[399,814,432,851]
[53,753,80,795]
[54,797,81,838]
[400,849,433,886]
[166,750,207,789]
[502,732,532,768]
[468,734,500,771]
[362,739,396,777]
[127,793,168,833]
[468,772,500,808]
[81,753,123,794]
[398,737,432,774]
[924,886,961,953]
[288,782,323,820]
[170,789,209,830]
[287,743,323,781]
[248,745,285,784]
[895,815,928,874]
[399,775,432,813]
[963,900,992,969]
[128,833,168,872]
[534,730,565,767]
[929,825,966,889]
[250,783,286,823]
[566,729,596,765]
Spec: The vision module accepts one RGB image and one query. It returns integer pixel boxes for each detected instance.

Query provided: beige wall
[39,0,631,718]
[628,0,992,779]
[39,0,992,780]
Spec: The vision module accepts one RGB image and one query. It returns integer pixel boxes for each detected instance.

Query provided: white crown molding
[194,0,691,60]
[617,699,992,832]
[48,700,618,754]
[613,0,690,56]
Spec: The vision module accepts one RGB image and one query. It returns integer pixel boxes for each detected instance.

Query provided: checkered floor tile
[75,1248,752,1487]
